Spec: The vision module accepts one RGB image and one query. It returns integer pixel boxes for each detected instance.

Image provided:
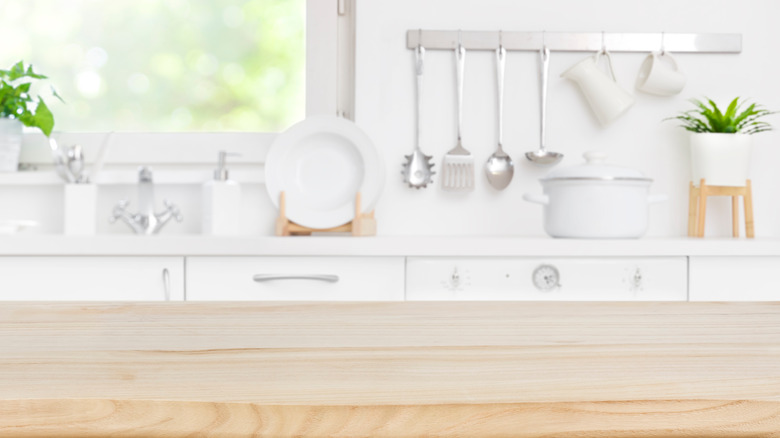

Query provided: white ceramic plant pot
[690,133,752,187]
[0,118,23,172]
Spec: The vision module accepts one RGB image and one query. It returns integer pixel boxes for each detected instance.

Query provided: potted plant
[668,97,774,187]
[0,60,60,172]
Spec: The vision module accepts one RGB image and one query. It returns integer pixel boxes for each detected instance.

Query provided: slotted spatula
[441,43,474,191]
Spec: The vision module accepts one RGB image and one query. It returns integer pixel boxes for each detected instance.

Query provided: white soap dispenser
[202,151,241,235]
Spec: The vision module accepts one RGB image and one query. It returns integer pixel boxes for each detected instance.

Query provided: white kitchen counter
[0,235,778,256]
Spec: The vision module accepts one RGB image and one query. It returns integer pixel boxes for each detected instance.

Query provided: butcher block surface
[0,301,778,436]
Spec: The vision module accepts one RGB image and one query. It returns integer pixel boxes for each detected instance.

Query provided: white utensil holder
[64,184,98,235]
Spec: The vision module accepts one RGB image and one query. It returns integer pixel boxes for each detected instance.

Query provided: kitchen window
[1,0,354,165]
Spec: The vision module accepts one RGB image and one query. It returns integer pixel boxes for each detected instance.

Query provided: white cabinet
[0,257,184,301]
[689,256,780,301]
[406,257,688,301]
[186,256,405,301]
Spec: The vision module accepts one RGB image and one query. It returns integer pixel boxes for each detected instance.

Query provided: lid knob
[583,150,608,164]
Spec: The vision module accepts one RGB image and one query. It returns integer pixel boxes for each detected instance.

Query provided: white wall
[355,0,780,237]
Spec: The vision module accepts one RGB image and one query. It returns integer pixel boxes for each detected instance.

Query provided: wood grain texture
[1,399,780,437]
[1,302,780,404]
[0,302,779,435]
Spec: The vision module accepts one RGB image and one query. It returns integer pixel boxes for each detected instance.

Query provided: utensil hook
[597,31,617,82]
[455,30,464,142]
[496,31,505,148]
[415,29,424,70]
[600,30,606,54]
[660,31,666,55]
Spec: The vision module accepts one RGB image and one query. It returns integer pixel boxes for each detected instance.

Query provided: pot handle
[647,194,668,204]
[523,193,549,205]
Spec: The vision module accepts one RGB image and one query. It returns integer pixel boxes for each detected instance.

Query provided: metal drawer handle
[252,274,340,283]
[162,268,171,301]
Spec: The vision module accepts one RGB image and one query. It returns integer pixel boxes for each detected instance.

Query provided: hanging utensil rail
[406,31,741,53]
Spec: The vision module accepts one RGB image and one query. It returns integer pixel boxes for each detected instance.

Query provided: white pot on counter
[523,151,667,239]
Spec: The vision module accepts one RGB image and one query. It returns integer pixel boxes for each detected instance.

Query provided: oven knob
[628,267,643,292]
[450,266,461,288]
[441,266,470,291]
[532,264,560,292]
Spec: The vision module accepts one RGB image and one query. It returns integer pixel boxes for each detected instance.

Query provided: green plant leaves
[32,98,53,137]
[0,60,56,137]
[0,61,47,82]
[669,97,775,135]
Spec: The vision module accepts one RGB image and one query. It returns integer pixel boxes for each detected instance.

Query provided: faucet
[110,167,183,235]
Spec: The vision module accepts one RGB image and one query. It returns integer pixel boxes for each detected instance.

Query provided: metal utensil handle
[539,46,550,153]
[455,44,465,141]
[162,268,171,301]
[49,138,75,183]
[89,131,114,184]
[496,45,506,148]
[415,45,425,151]
[252,274,340,283]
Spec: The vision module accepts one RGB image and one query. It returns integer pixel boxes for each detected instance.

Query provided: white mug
[636,51,686,96]
[561,51,635,126]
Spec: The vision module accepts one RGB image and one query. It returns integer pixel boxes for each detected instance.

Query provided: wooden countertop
[1,302,779,437]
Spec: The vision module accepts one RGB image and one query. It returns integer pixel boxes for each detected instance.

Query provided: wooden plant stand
[688,179,754,238]
[274,191,376,236]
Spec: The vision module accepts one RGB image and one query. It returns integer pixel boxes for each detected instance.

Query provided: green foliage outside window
[0,0,305,132]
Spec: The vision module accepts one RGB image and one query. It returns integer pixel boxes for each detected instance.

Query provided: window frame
[17,0,355,171]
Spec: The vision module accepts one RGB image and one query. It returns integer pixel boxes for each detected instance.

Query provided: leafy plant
[668,97,774,135]
[0,61,62,137]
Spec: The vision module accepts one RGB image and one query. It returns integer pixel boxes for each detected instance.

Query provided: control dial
[532,264,560,292]
[441,266,470,291]
[624,267,644,292]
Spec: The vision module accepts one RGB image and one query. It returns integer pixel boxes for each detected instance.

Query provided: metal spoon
[66,144,84,183]
[402,44,435,189]
[525,46,563,166]
[485,45,514,190]
[48,137,74,183]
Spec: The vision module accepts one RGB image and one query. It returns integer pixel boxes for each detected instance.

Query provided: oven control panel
[405,257,687,301]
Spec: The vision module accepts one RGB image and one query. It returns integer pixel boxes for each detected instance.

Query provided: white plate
[265,115,385,229]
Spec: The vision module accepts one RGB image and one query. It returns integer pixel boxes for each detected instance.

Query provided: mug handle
[595,50,618,82]
[657,51,679,71]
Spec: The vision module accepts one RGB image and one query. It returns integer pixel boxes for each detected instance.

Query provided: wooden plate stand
[688,178,754,238]
[274,191,376,236]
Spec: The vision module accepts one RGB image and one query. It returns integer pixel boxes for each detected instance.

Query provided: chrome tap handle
[163,199,183,222]
[109,199,130,223]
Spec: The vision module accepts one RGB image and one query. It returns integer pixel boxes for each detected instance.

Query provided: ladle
[485,44,514,190]
[525,46,563,166]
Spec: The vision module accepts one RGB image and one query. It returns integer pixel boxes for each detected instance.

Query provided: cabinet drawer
[690,256,780,301]
[406,257,687,301]
[0,256,184,301]
[186,257,405,301]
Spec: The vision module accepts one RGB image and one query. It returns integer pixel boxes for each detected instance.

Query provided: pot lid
[541,151,651,181]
